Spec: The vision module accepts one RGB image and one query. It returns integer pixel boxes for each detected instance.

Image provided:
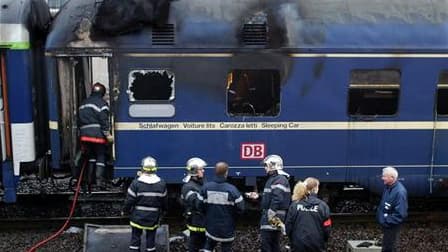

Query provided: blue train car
[0,0,51,202]
[45,0,448,197]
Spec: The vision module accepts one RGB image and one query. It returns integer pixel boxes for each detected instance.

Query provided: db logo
[241,143,265,160]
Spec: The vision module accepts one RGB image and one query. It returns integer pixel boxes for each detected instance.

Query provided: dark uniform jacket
[260,171,291,231]
[377,181,408,228]
[198,176,244,242]
[123,174,167,229]
[181,178,205,232]
[78,93,110,142]
[285,194,332,252]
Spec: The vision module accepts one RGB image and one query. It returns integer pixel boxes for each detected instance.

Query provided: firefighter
[198,162,245,252]
[123,156,167,252]
[181,157,207,252]
[285,177,332,252]
[78,82,113,190]
[247,154,291,252]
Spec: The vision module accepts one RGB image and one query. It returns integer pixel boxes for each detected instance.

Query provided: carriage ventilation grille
[242,23,267,46]
[152,24,175,45]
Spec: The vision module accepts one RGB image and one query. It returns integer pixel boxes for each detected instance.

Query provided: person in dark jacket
[181,157,207,252]
[376,166,408,252]
[78,82,113,190]
[246,154,291,252]
[285,177,332,252]
[123,156,167,252]
[198,162,244,252]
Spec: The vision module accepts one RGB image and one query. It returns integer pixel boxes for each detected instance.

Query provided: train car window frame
[127,69,175,118]
[226,69,280,117]
[348,69,401,117]
[436,70,448,116]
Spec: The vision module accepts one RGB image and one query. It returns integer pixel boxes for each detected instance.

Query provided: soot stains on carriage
[93,0,171,35]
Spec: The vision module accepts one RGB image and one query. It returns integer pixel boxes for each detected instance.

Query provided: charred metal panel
[46,0,448,51]
[152,24,175,46]
[242,24,267,46]
[94,0,171,35]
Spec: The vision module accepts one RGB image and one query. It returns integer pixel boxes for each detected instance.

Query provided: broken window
[348,70,400,116]
[437,70,448,116]
[128,70,175,101]
[227,70,280,116]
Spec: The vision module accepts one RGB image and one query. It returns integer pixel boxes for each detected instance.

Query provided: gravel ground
[1,223,446,252]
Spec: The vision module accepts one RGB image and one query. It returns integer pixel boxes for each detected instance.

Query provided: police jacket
[377,181,408,228]
[260,171,291,231]
[285,194,332,252]
[198,176,244,242]
[123,173,167,230]
[181,177,205,232]
[78,93,110,143]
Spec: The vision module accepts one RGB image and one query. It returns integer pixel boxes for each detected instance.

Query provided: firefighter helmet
[91,82,106,97]
[183,157,206,182]
[262,154,283,171]
[186,157,207,175]
[262,154,289,177]
[141,156,157,173]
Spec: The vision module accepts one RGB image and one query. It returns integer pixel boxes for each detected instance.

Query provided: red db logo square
[241,143,265,160]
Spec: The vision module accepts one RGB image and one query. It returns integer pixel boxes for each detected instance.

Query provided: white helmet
[183,157,207,182]
[262,154,289,177]
[141,156,157,173]
[262,154,283,170]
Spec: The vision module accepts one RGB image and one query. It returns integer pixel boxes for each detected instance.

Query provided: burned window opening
[348,70,400,116]
[437,70,448,116]
[128,70,174,101]
[227,70,280,117]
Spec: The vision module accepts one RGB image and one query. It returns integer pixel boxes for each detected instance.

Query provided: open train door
[431,70,448,196]
[54,54,113,173]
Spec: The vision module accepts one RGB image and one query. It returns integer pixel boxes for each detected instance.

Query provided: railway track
[0,216,127,230]
[332,211,448,224]
[2,211,448,231]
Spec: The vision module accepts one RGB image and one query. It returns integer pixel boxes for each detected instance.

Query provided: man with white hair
[377,166,408,252]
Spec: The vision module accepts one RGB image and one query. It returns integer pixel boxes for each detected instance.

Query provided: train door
[431,70,448,195]
[55,56,112,168]
[346,69,401,192]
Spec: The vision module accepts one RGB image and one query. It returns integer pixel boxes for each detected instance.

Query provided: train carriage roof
[0,0,51,49]
[46,0,448,53]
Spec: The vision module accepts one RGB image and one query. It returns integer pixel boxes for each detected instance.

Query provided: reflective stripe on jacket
[260,171,291,230]
[181,178,205,232]
[198,176,244,241]
[78,94,110,140]
[123,174,167,229]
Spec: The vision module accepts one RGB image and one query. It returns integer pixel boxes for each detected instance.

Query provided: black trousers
[382,225,401,252]
[80,141,107,186]
[203,237,233,252]
[189,230,206,252]
[261,230,281,252]
[129,227,156,251]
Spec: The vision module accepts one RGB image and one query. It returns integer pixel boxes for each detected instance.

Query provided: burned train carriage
[45,0,448,197]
